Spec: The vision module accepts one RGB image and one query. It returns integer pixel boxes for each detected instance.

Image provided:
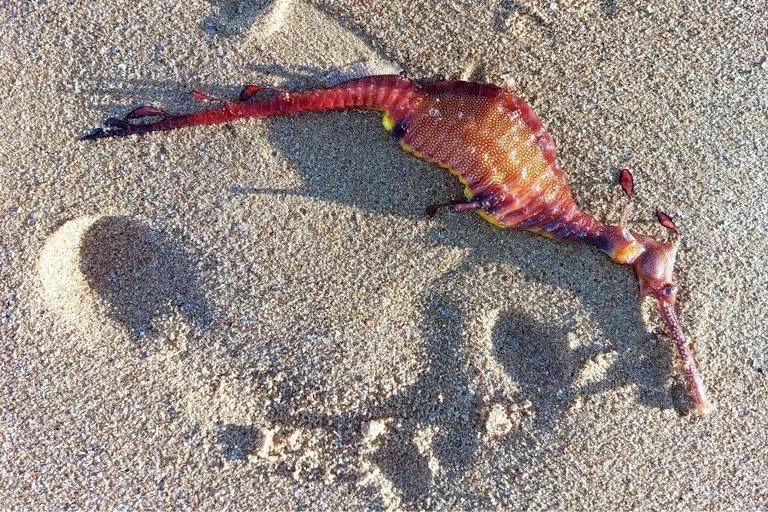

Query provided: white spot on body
[429,107,441,118]
[544,189,559,202]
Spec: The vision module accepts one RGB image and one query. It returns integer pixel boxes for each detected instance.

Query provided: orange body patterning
[387,81,601,243]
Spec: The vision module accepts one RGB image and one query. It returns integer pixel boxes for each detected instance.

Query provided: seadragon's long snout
[624,201,712,414]
[657,297,713,414]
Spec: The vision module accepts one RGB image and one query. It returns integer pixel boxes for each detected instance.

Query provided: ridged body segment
[387,81,601,242]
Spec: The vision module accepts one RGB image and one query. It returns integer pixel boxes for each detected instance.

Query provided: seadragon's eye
[662,283,676,297]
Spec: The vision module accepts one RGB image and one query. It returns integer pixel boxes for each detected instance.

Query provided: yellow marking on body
[382,113,395,131]
[529,227,556,240]
[611,239,645,264]
[477,210,508,227]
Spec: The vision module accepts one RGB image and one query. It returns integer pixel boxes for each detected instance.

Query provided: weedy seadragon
[82,74,712,413]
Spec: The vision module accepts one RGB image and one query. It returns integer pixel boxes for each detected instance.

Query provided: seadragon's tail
[81,75,419,140]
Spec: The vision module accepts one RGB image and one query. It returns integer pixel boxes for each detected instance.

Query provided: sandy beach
[1,0,767,509]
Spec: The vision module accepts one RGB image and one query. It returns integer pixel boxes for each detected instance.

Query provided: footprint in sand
[39,215,210,339]
[204,0,293,38]
[205,0,401,77]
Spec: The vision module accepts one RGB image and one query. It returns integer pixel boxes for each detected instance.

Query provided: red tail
[81,75,418,139]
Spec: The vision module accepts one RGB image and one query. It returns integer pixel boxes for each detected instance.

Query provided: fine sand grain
[1,0,767,510]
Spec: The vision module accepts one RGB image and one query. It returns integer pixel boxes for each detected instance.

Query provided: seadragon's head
[618,171,712,414]
[631,229,679,301]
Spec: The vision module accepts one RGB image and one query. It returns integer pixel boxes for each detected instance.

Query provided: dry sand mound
[39,215,208,338]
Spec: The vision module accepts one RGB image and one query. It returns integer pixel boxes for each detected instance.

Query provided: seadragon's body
[383,80,601,243]
[83,74,712,413]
